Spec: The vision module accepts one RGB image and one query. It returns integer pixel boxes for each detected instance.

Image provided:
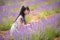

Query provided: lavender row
[10,14,60,40]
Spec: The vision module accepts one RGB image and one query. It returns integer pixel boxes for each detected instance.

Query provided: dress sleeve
[16,16,23,23]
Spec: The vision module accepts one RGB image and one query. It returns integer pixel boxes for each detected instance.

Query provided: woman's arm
[17,20,22,30]
[16,15,23,30]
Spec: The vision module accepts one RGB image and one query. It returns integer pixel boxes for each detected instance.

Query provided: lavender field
[0,0,60,40]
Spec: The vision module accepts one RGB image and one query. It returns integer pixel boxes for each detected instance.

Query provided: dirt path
[0,31,10,40]
[54,37,60,40]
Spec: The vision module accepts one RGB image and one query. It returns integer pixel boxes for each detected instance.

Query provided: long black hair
[15,6,30,24]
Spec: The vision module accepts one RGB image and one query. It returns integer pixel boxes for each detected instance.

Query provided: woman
[10,6,30,40]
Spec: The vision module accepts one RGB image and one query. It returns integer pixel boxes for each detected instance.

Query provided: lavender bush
[10,13,60,40]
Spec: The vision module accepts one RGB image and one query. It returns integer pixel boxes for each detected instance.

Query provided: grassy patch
[0,20,13,31]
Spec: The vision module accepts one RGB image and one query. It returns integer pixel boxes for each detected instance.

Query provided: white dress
[10,15,24,40]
